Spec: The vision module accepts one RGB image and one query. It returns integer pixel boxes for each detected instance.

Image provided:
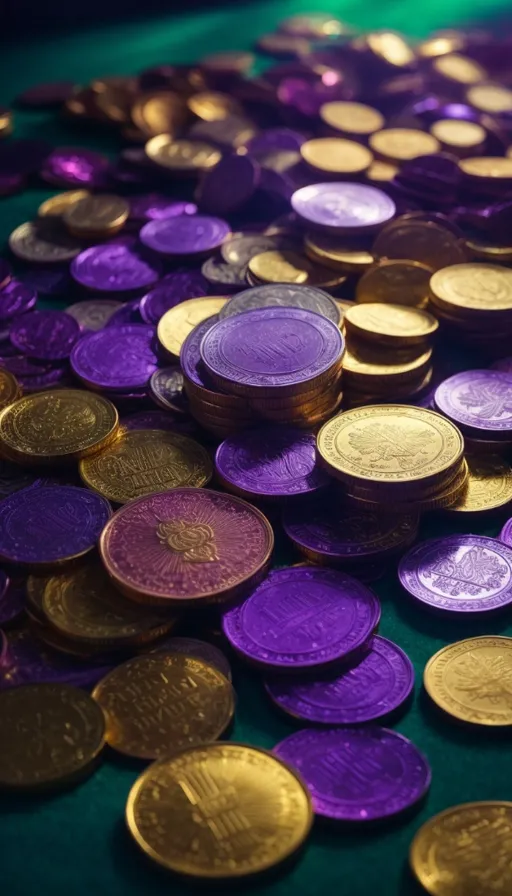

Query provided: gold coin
[187,91,242,121]
[467,82,512,113]
[26,574,50,622]
[157,297,227,359]
[446,452,512,513]
[317,404,464,491]
[0,368,21,411]
[304,234,374,273]
[356,259,433,307]
[430,118,486,151]
[0,389,119,464]
[79,428,212,503]
[0,110,13,139]
[459,156,512,180]
[131,91,187,137]
[93,653,234,760]
[63,194,129,237]
[0,683,105,790]
[42,562,174,648]
[248,249,345,289]
[373,218,468,270]
[369,128,440,162]
[342,342,433,384]
[365,30,415,66]
[300,137,373,175]
[410,801,512,896]
[433,53,487,84]
[344,366,433,406]
[126,742,313,878]
[347,459,468,511]
[366,160,398,182]
[281,12,346,37]
[320,101,384,135]
[345,302,438,346]
[424,636,512,726]
[8,221,83,264]
[418,34,464,57]
[430,263,512,314]
[38,190,90,219]
[145,135,221,174]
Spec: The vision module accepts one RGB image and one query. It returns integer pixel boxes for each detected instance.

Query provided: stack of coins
[434,369,512,450]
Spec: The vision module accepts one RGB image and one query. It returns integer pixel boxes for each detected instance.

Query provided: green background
[2,4,512,894]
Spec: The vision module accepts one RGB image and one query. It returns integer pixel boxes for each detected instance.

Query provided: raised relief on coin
[348,421,432,472]
[430,263,512,310]
[157,520,219,562]
[435,371,512,432]
[448,453,512,512]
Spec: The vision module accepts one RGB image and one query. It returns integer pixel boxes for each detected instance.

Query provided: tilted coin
[221,282,340,325]
[356,259,433,307]
[38,189,90,219]
[429,263,512,315]
[345,303,438,346]
[157,297,228,358]
[145,134,221,173]
[8,221,83,263]
[63,194,129,236]
[369,128,440,162]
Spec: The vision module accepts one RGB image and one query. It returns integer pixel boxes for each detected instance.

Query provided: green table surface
[2,4,512,895]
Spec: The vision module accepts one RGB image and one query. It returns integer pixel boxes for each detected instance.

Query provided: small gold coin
[145,134,221,174]
[429,263,512,313]
[79,428,212,503]
[38,190,90,219]
[63,194,129,237]
[433,53,487,84]
[187,91,242,121]
[0,389,119,464]
[446,453,512,512]
[430,118,486,151]
[157,297,228,358]
[410,801,512,896]
[342,342,433,384]
[304,234,374,272]
[366,160,399,182]
[467,82,512,113]
[424,636,512,726]
[356,259,433,307]
[93,653,234,759]
[0,110,13,139]
[300,137,373,175]
[131,91,187,137]
[0,683,105,790]
[373,218,468,270]
[248,250,345,289]
[320,101,384,135]
[369,128,440,162]
[345,302,438,346]
[466,236,512,263]
[459,156,512,180]
[126,742,312,878]
[365,30,415,66]
[0,368,21,411]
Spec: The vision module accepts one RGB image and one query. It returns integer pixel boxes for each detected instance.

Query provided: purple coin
[140,270,209,324]
[19,366,72,393]
[0,486,111,567]
[41,146,109,187]
[200,306,344,394]
[0,355,51,377]
[71,241,162,293]
[104,299,142,327]
[222,567,380,672]
[500,519,512,547]
[245,128,306,155]
[0,280,37,321]
[491,356,512,373]
[266,636,414,725]
[0,577,25,626]
[10,310,80,360]
[65,300,123,332]
[0,628,113,690]
[215,426,329,499]
[140,214,231,257]
[399,535,512,614]
[197,154,259,215]
[71,324,158,391]
[19,268,71,296]
[150,636,232,680]
[274,727,431,821]
[291,183,396,232]
[435,370,512,438]
[0,460,51,502]
[129,194,197,222]
[181,315,219,391]
[0,174,25,197]
[149,367,188,414]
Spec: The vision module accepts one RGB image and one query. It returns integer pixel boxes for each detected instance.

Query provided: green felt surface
[2,4,512,895]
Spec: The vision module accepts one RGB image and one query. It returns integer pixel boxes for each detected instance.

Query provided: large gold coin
[430,118,486,153]
[93,653,234,759]
[467,83,512,113]
[300,137,373,175]
[145,135,221,174]
[410,801,512,896]
[38,190,90,219]
[430,263,512,315]
[345,303,438,346]
[356,259,433,307]
[126,742,313,878]
[248,250,345,289]
[433,52,486,84]
[0,683,105,790]
[369,128,440,162]
[424,636,512,726]
[317,405,464,492]
[320,100,384,135]
[0,389,119,464]
[157,297,227,358]
[459,156,512,181]
[0,368,21,411]
[79,428,212,503]
[63,194,129,237]
[446,452,512,513]
[131,91,187,137]
[373,218,468,271]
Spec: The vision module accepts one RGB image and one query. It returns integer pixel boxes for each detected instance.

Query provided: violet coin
[435,370,512,438]
[222,566,380,672]
[71,241,162,292]
[291,182,396,232]
[500,519,512,547]
[0,628,113,690]
[274,727,431,821]
[70,324,158,391]
[41,146,109,188]
[140,270,209,324]
[398,535,512,613]
[140,214,230,257]
[0,280,37,322]
[19,367,72,393]
[0,578,25,627]
[10,310,80,360]
[129,194,197,222]
[245,128,306,155]
[197,154,259,214]
[221,283,341,325]
[150,636,232,680]
[181,315,219,391]
[65,300,123,332]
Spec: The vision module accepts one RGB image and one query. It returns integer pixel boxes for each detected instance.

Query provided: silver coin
[220,282,341,325]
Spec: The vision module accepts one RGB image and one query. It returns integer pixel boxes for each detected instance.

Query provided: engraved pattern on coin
[435,371,512,432]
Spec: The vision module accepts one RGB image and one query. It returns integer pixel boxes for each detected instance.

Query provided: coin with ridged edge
[446,452,512,512]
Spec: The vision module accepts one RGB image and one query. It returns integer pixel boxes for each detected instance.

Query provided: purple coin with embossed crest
[266,636,414,724]
[274,727,431,821]
[197,154,259,215]
[71,241,162,292]
[10,310,80,360]
[222,566,380,672]
[399,535,512,614]
[0,486,111,567]
[129,194,197,222]
[0,280,37,321]
[71,324,158,391]
[500,519,512,547]
[435,370,512,438]
[140,270,209,324]
[0,577,25,626]
[65,300,123,332]
[491,357,512,374]
[0,628,113,690]
[150,636,232,680]
[291,183,396,232]
[140,214,230,257]
[215,427,329,499]
[104,299,142,328]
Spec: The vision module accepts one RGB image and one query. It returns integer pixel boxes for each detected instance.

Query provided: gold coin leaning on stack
[247,249,346,291]
[157,296,228,360]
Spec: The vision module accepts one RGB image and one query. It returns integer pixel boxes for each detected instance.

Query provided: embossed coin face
[345,303,438,345]
[0,368,21,411]
[291,182,396,233]
[157,297,228,358]
[424,636,512,725]
[221,283,340,325]
[126,742,312,878]
[100,488,273,604]
[373,219,467,271]
[447,453,512,512]
[70,325,159,391]
[80,429,212,503]
[0,683,105,790]
[430,263,512,313]
[435,370,512,436]
[63,194,129,236]
[0,389,119,462]
[9,221,83,263]
[355,259,433,307]
[93,653,234,759]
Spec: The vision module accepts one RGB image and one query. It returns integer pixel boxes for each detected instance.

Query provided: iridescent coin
[100,488,273,605]
[345,303,438,347]
[157,297,228,359]
[215,427,329,500]
[221,283,340,325]
[446,453,512,513]
[71,241,162,292]
[140,214,230,256]
[92,653,234,759]
[0,627,113,690]
[65,300,123,332]
[275,727,429,821]
[9,221,83,264]
[149,367,187,414]
[150,636,231,680]
[355,260,434,307]
[0,486,111,569]
[10,310,80,360]
[0,280,37,321]
[139,270,209,324]
[291,183,396,233]
[80,429,212,503]
[435,370,512,438]
[222,567,380,672]
[0,368,21,411]
[71,325,158,391]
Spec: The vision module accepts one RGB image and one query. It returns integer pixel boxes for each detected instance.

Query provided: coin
[248,249,345,289]
[0,368,21,411]
[356,259,433,307]
[291,183,396,233]
[373,218,468,270]
[433,52,486,84]
[140,215,230,257]
[131,91,187,137]
[221,282,340,325]
[71,240,161,292]
[63,193,129,237]
[38,189,90,219]
[0,627,113,690]
[149,367,187,414]
[140,270,208,324]
[188,90,242,120]
[369,128,440,162]
[196,154,259,215]
[9,221,83,263]
[345,303,438,346]
[500,518,512,547]
[10,309,80,360]
[157,296,228,358]
[446,452,512,512]
[145,134,221,173]
[93,653,234,759]
[429,263,512,315]
[459,156,512,181]
[65,299,123,332]
[150,636,231,680]
[342,343,433,387]
[430,119,486,153]
[434,370,512,438]
[0,279,37,321]
[71,324,158,392]
[320,101,384,136]
[304,234,374,273]
[424,635,512,725]
[126,742,312,878]
[467,83,512,112]
[0,683,105,790]
[300,138,373,175]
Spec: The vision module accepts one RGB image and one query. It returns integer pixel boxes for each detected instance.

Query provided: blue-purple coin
[266,636,414,725]
[197,154,259,215]
[398,535,512,614]
[40,146,110,188]
[65,300,123,332]
[491,357,512,374]
[500,519,512,547]
[200,306,344,395]
[149,367,188,414]
[71,324,158,391]
[9,310,80,360]
[0,460,53,502]
[0,577,25,626]
[180,315,219,391]
[222,566,380,672]
[291,183,396,232]
[0,628,113,690]
[150,636,231,680]
[0,355,52,377]
[18,366,72,393]
[104,299,142,327]
[140,270,209,324]
[435,370,512,438]
[129,194,197,222]
[274,727,431,821]
[71,240,162,292]
[215,427,329,499]
[0,280,37,321]
[140,214,230,257]
[0,486,111,567]
[221,283,340,325]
